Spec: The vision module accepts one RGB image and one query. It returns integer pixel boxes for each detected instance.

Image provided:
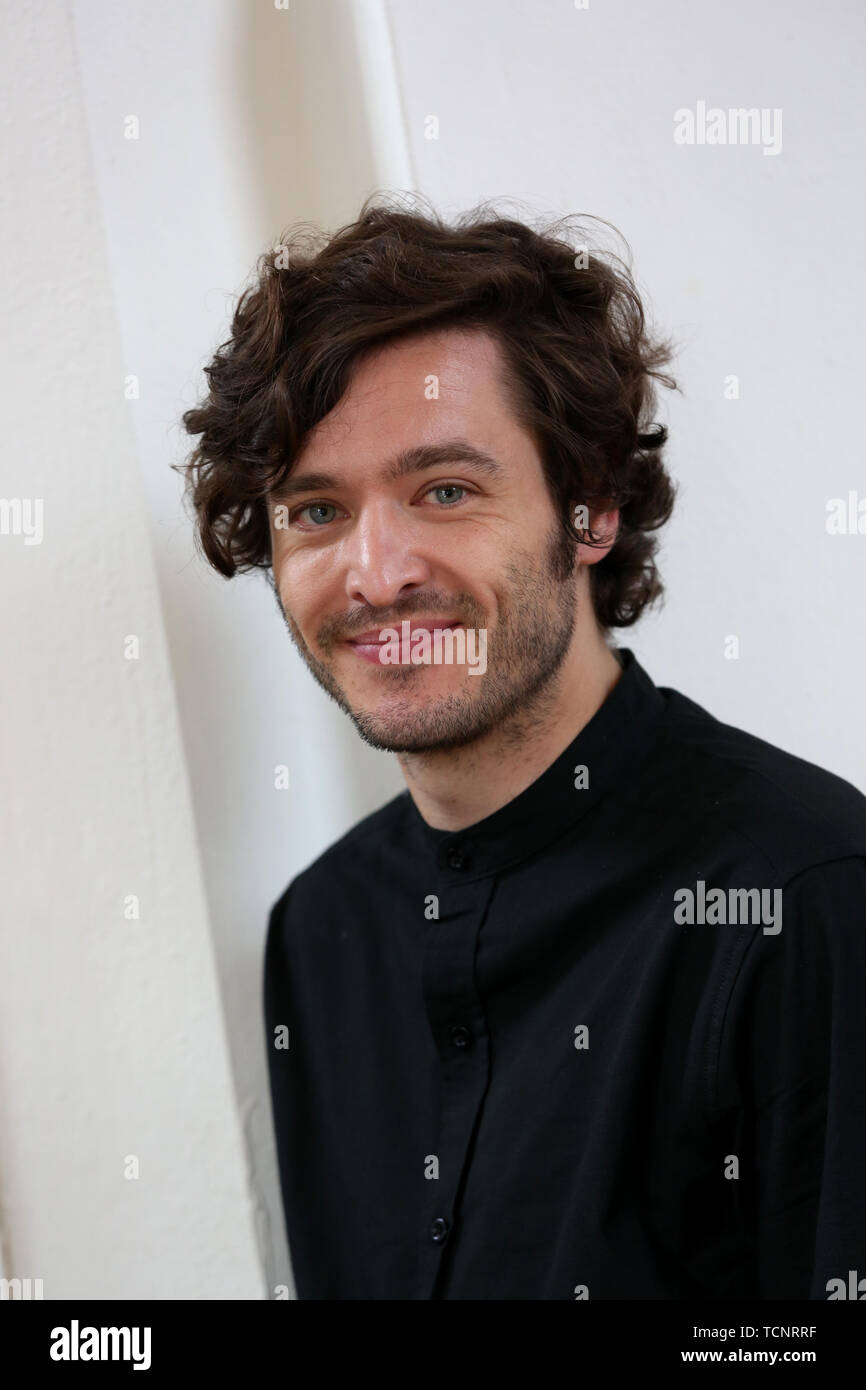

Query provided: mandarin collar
[402,648,666,882]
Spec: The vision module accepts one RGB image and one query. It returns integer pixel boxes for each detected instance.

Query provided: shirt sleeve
[262,885,303,1294]
[720,855,866,1299]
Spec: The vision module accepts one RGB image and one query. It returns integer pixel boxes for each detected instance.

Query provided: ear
[573,504,619,565]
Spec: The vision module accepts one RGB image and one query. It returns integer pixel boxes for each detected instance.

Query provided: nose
[343,499,433,609]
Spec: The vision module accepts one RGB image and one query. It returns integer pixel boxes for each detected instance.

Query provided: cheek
[270,548,300,620]
[275,550,332,628]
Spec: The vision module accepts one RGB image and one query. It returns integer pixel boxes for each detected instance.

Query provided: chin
[349,703,488,754]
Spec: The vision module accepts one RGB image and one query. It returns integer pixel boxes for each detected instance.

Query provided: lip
[345,618,464,645]
[344,618,465,665]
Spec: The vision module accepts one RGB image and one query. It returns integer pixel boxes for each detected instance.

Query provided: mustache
[320,594,485,645]
[268,579,485,656]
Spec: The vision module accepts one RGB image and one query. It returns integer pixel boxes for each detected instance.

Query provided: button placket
[418,877,496,1296]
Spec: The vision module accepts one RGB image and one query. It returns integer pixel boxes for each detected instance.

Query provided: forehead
[299,326,521,461]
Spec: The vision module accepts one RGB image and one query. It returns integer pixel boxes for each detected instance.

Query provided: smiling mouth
[345,619,465,647]
[343,619,467,665]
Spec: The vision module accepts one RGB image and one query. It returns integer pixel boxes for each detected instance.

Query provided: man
[181,198,866,1300]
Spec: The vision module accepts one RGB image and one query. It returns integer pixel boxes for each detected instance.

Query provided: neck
[396,606,624,833]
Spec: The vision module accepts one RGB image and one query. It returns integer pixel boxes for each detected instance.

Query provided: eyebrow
[271,440,505,500]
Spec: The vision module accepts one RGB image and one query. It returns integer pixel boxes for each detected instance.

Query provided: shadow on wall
[238,0,392,242]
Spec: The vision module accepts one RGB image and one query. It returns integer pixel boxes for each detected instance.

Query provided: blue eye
[431,484,465,505]
[300,502,338,525]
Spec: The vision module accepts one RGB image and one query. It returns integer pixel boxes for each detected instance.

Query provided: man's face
[268,326,582,753]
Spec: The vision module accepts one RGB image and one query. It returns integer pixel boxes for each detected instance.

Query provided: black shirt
[263,648,866,1299]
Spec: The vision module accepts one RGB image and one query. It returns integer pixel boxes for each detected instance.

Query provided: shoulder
[655,685,866,882]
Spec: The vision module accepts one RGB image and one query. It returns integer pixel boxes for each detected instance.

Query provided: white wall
[0,0,264,1298]
[68,0,414,1297]
[384,0,866,783]
[3,0,863,1299]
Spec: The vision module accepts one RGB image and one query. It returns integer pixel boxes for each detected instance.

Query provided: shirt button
[430,1216,450,1244]
[449,1024,473,1049]
[447,846,466,869]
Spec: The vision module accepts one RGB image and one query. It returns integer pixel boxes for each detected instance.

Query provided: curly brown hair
[178,194,678,628]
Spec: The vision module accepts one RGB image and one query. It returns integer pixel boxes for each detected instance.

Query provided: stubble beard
[272,525,579,754]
